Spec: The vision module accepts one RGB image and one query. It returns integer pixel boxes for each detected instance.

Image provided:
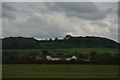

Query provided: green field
[2,64,118,78]
[3,48,118,55]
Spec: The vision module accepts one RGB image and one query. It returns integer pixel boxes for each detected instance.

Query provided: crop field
[3,48,118,55]
[2,64,118,78]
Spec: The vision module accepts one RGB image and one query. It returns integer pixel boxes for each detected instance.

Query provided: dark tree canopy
[2,35,119,49]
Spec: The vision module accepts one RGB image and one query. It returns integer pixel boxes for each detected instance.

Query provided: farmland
[2,48,118,55]
[2,64,118,78]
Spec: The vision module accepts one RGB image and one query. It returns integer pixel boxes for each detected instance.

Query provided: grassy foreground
[2,64,118,78]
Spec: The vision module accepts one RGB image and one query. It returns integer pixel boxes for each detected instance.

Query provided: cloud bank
[2,2,118,42]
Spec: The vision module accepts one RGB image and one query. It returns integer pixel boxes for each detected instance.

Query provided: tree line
[2,35,119,49]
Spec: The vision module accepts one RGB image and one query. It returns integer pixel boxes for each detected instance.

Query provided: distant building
[46,55,60,61]
[66,55,77,61]
[71,55,77,60]
[66,57,71,61]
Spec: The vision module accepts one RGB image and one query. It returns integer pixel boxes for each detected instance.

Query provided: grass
[2,48,118,55]
[2,64,118,78]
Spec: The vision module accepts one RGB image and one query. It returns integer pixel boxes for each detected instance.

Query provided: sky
[2,2,119,42]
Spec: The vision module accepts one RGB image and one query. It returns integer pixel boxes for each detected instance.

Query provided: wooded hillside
[2,35,119,49]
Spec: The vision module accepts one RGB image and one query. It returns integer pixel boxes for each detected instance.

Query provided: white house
[66,57,71,61]
[71,55,77,60]
[66,55,77,61]
[46,55,60,61]
[46,55,52,60]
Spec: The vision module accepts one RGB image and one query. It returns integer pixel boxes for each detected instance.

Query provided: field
[2,64,118,78]
[3,48,118,55]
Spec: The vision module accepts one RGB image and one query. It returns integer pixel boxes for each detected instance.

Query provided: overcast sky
[2,2,119,42]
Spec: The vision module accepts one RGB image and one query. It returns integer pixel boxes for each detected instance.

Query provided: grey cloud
[55,2,98,13]
[33,32,65,39]
[106,8,114,14]
[106,8,118,16]
[2,2,118,42]
[3,12,75,39]
[45,2,107,20]
[91,21,107,27]
[111,18,118,24]
[66,10,106,20]
[0,2,2,38]
[0,2,1,15]
[109,26,118,33]
[2,10,16,19]
[119,3,120,18]
[2,2,107,20]
[2,3,17,12]
[2,3,17,19]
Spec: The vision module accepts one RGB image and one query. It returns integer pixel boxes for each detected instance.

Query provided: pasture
[3,48,118,55]
[2,64,118,78]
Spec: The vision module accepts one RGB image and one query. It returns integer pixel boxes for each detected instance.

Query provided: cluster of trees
[90,53,119,64]
[2,35,119,49]
[2,51,119,65]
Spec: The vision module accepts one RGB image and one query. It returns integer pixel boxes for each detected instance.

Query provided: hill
[2,35,119,49]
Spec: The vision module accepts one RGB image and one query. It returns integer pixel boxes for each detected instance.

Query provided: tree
[64,35,72,39]
[49,38,53,42]
[54,37,58,41]
[91,52,98,56]
[42,49,49,56]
